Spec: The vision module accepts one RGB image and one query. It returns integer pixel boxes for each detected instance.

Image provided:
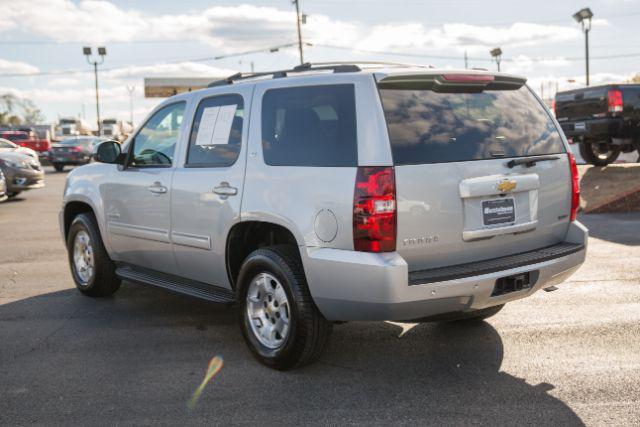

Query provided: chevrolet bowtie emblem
[497,179,517,193]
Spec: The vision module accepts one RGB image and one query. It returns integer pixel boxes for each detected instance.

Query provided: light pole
[573,7,593,86]
[126,85,135,126]
[292,0,304,65]
[83,46,106,134]
[490,47,502,72]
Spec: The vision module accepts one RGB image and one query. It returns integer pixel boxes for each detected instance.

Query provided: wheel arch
[225,220,301,289]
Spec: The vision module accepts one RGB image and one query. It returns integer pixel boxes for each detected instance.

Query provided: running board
[115,264,235,304]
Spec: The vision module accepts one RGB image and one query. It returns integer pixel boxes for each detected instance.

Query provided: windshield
[379,85,566,165]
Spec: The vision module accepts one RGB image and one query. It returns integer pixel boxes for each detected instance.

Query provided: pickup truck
[0,130,52,164]
[555,84,640,165]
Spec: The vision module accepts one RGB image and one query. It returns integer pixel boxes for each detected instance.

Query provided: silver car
[0,151,45,198]
[0,168,7,202]
[60,63,587,369]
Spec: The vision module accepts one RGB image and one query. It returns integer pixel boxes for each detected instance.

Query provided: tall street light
[573,7,593,86]
[490,47,502,72]
[83,46,106,134]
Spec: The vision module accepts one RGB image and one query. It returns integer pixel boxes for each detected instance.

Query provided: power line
[0,43,299,78]
[316,43,640,63]
[1,42,639,79]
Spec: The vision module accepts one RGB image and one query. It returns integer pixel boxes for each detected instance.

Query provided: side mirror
[93,140,123,164]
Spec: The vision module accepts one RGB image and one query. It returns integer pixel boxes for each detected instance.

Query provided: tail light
[568,153,580,221]
[607,89,623,113]
[353,166,397,252]
[72,146,83,152]
[441,74,495,84]
[552,99,556,116]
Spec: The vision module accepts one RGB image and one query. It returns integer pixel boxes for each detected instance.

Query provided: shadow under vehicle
[0,285,584,425]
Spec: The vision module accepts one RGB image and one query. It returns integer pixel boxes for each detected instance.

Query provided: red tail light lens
[607,89,623,113]
[568,153,580,221]
[72,146,83,152]
[353,166,396,252]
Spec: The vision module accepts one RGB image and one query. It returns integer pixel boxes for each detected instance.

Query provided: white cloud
[102,62,234,81]
[354,22,579,54]
[0,1,580,56]
[0,58,39,75]
[503,55,571,74]
[1,1,359,52]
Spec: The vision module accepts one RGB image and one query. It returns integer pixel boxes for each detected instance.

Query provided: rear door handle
[213,182,238,199]
[148,182,168,195]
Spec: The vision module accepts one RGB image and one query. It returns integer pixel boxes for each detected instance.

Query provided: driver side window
[130,101,186,167]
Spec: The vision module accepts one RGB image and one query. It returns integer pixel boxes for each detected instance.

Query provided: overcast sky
[0,0,638,128]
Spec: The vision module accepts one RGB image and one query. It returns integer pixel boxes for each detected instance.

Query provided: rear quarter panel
[241,74,391,249]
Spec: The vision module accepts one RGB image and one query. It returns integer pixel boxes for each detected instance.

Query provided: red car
[0,130,51,163]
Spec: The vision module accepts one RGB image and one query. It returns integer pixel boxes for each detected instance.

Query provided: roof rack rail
[207,62,362,87]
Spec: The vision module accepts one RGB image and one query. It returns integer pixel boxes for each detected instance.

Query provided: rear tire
[237,245,332,370]
[6,192,20,198]
[53,163,65,172]
[67,213,120,297]
[579,142,620,166]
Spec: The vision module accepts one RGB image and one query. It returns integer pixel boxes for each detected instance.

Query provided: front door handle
[213,182,238,199]
[148,182,168,195]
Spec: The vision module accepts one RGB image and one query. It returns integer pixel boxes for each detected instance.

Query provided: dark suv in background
[555,84,640,165]
[49,137,102,172]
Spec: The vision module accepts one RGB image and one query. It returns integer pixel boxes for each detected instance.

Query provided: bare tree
[0,93,45,126]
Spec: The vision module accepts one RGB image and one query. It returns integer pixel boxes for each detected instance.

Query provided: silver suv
[60,63,587,369]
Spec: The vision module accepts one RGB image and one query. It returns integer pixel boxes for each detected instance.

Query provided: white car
[0,138,38,160]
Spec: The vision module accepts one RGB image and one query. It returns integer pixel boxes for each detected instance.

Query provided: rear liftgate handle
[213,182,238,200]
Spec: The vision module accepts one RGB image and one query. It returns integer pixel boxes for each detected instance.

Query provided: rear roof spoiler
[377,73,527,92]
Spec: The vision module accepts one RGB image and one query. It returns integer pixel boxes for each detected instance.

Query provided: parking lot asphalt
[1,167,639,426]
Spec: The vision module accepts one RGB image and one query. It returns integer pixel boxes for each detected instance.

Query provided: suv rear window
[379,86,565,165]
[261,84,357,167]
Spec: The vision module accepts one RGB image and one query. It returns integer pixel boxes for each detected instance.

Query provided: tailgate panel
[395,158,571,271]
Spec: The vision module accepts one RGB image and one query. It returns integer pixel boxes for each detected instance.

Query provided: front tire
[237,245,332,370]
[67,213,120,297]
[579,142,620,166]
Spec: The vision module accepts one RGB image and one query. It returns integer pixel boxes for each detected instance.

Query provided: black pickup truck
[555,84,640,165]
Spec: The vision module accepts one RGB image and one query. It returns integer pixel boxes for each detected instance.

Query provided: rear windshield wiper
[506,155,560,168]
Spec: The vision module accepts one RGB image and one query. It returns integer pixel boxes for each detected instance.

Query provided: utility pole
[126,86,135,126]
[464,51,468,69]
[83,46,106,134]
[292,0,304,64]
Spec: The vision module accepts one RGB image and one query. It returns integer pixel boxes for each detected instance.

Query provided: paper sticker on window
[211,104,237,145]
[195,107,220,146]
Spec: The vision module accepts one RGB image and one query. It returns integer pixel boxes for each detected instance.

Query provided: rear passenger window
[261,84,357,167]
[187,94,244,167]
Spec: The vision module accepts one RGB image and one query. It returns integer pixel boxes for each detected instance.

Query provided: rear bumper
[302,221,588,321]
[49,154,91,165]
[559,117,624,141]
